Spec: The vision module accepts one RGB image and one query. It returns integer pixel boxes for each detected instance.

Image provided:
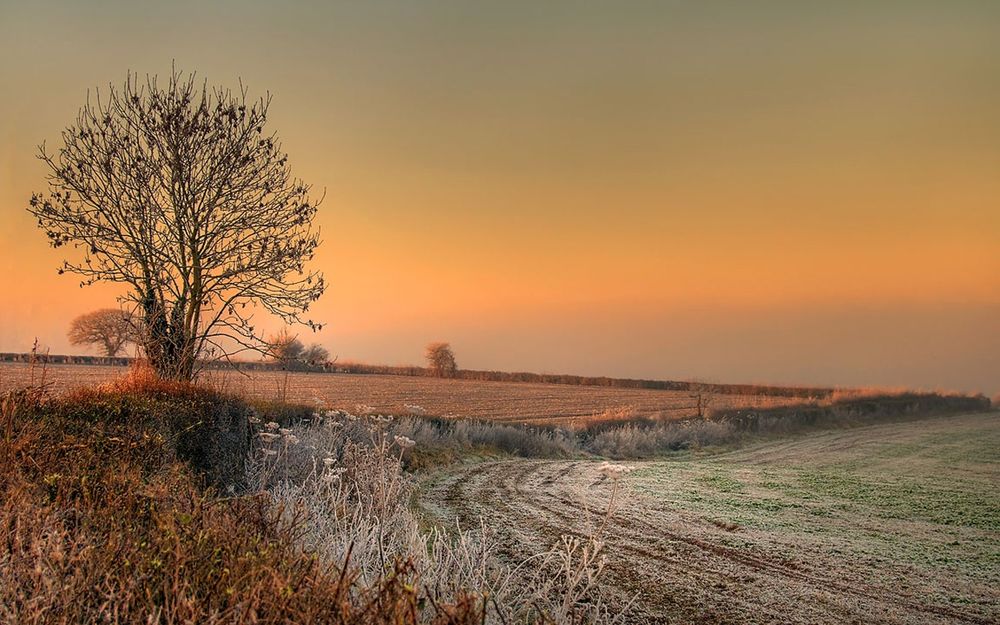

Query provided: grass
[2,357,994,624]
[0,375,487,624]
[630,412,1000,578]
[417,411,1000,623]
[366,391,989,463]
[1,364,629,624]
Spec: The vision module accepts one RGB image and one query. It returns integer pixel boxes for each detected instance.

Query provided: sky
[0,1,998,393]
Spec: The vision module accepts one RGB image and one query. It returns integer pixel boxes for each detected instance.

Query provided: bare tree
[28,68,325,380]
[690,381,716,418]
[425,342,457,378]
[302,343,330,366]
[268,329,306,364]
[68,308,136,357]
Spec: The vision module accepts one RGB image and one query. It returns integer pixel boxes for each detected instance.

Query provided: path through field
[418,412,1000,624]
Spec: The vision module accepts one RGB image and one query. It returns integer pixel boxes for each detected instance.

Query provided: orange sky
[1,1,998,392]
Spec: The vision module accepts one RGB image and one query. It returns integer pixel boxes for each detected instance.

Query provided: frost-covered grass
[419,411,1000,624]
[630,412,1000,585]
[0,369,633,625]
[249,409,634,624]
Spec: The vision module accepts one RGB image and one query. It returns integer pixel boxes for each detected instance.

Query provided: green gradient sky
[1,1,998,392]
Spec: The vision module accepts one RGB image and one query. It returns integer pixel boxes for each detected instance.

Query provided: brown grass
[0,379,484,624]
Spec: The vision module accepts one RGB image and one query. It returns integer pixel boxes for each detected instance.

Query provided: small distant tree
[690,381,716,418]
[302,343,330,366]
[425,342,457,378]
[268,329,305,364]
[68,309,136,357]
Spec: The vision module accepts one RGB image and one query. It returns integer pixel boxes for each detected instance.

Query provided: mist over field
[2,1,998,394]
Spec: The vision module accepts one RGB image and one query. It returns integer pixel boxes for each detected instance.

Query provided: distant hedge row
[0,352,131,366]
[711,392,992,432]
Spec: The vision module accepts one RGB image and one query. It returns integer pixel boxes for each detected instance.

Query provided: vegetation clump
[425,342,458,378]
[1,365,631,623]
[0,375,486,624]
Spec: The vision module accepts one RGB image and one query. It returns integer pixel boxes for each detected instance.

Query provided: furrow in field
[420,451,996,625]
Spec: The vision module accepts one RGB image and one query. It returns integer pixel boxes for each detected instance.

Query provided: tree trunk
[141,288,197,381]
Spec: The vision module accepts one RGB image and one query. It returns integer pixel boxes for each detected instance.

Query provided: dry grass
[0,366,633,624]
[0,379,487,624]
[292,392,989,463]
[253,412,630,624]
[1,359,992,624]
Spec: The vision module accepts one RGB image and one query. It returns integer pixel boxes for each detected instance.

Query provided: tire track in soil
[420,459,994,625]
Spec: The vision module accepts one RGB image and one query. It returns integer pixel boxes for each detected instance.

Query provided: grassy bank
[0,376,484,624]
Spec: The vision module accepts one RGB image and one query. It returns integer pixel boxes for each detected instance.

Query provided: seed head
[597,461,633,480]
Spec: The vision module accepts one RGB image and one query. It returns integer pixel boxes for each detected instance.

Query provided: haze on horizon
[0,1,997,394]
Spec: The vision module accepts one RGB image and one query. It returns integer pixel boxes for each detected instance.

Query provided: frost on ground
[419,412,1000,625]
[247,410,634,624]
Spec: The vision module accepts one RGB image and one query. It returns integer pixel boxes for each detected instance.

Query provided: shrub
[584,419,733,458]
[53,380,252,492]
[249,398,318,426]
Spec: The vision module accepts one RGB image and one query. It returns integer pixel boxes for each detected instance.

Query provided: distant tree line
[0,352,132,366]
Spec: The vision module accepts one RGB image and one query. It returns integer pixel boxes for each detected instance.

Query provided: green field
[422,412,1000,624]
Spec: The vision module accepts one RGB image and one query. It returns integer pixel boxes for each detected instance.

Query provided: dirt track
[418,413,1000,624]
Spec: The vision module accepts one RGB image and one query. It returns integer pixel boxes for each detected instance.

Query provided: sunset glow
[1,1,997,392]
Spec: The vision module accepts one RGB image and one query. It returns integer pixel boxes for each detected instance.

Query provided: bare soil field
[0,362,800,423]
[418,412,1000,624]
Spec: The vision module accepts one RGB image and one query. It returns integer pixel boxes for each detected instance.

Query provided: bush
[585,420,733,458]
[52,380,252,492]
[248,398,318,427]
